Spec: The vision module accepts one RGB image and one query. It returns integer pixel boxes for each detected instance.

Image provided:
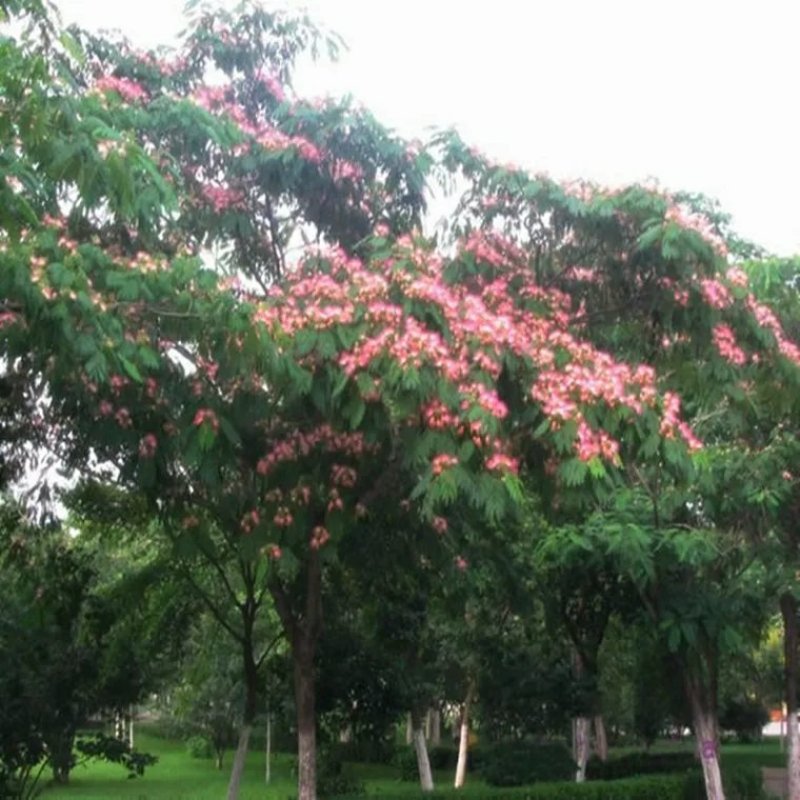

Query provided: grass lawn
[39,733,788,799]
[40,731,460,800]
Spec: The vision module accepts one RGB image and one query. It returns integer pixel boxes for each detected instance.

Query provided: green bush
[586,752,696,780]
[481,741,575,787]
[720,699,770,743]
[337,773,689,800]
[301,746,366,798]
[683,764,765,800]
[397,744,478,781]
[333,738,397,765]
[185,734,213,760]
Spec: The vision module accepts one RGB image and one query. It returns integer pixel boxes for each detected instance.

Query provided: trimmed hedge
[586,752,697,781]
[481,742,575,787]
[334,764,764,800]
[397,745,471,781]
[337,774,687,800]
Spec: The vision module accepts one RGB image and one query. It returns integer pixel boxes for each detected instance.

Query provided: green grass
[38,734,787,800]
[39,732,459,800]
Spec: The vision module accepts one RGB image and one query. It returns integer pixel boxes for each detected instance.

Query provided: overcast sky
[56,0,800,255]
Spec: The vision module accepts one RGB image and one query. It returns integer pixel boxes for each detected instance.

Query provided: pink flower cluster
[193,408,219,432]
[575,420,619,462]
[659,392,701,450]
[432,454,458,475]
[256,425,368,476]
[699,278,733,310]
[310,525,330,550]
[199,183,246,213]
[138,433,158,458]
[485,453,519,473]
[664,204,728,257]
[712,323,747,366]
[331,464,358,487]
[94,75,149,104]
[747,297,800,367]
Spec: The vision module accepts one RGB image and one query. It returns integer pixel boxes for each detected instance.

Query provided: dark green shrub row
[586,752,697,781]
[336,774,686,800]
[481,742,575,787]
[396,745,475,781]
[333,764,764,800]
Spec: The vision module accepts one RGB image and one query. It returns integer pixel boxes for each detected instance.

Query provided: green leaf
[119,356,142,383]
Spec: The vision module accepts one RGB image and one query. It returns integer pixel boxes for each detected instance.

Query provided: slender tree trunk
[265,702,272,784]
[573,717,591,782]
[781,592,800,800]
[270,549,323,800]
[572,651,591,782]
[227,633,259,800]
[454,684,475,788]
[49,728,76,784]
[411,707,434,791]
[429,709,441,746]
[406,714,413,745]
[593,715,609,761]
[684,664,725,800]
[294,635,317,800]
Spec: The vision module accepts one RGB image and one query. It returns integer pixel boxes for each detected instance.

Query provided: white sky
[56,0,800,255]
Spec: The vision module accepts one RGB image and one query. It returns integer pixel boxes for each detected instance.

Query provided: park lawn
[40,734,786,799]
[39,732,460,800]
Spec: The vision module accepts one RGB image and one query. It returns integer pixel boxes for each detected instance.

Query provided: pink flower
[432,516,448,534]
[138,433,158,458]
[310,526,330,550]
[193,408,219,432]
[431,454,458,476]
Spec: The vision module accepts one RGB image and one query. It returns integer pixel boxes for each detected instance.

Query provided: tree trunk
[429,709,441,746]
[227,634,259,800]
[781,592,800,800]
[216,751,225,770]
[48,728,75,785]
[454,684,474,788]
[573,717,591,782]
[685,669,725,800]
[270,548,323,800]
[295,637,317,800]
[265,705,272,784]
[571,650,591,782]
[593,715,609,761]
[411,708,434,791]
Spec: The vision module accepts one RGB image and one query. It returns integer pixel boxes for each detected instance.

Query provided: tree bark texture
[782,592,800,800]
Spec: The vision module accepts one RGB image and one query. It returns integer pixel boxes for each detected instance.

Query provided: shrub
[336,773,690,800]
[481,741,575,787]
[720,699,769,743]
[300,746,366,798]
[334,738,397,765]
[397,744,479,781]
[185,735,213,760]
[683,764,765,800]
[586,752,696,780]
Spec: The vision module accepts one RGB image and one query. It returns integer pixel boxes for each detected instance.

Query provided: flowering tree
[436,132,800,800]
[0,5,708,799]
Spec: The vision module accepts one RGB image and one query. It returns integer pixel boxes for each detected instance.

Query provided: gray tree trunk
[411,710,434,791]
[573,717,591,782]
[454,686,473,788]
[593,715,608,761]
[226,724,252,800]
[781,593,800,800]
